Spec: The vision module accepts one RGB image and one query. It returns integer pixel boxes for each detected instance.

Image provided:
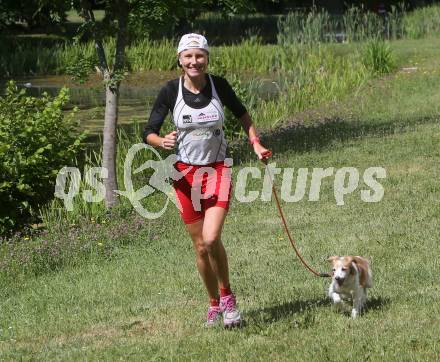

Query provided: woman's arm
[212,75,271,160]
[143,80,178,150]
[239,112,271,160]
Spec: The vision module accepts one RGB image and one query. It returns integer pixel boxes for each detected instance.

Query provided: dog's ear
[352,256,370,287]
[352,256,369,266]
[327,256,338,263]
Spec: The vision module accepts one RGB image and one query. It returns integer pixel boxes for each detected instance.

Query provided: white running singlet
[172,75,227,165]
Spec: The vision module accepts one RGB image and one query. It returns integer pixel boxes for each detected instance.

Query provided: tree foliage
[69,0,253,40]
[0,0,69,29]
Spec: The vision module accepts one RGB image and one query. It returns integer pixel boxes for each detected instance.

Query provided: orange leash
[262,154,331,278]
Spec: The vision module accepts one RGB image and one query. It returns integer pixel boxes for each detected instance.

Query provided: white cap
[177,33,209,54]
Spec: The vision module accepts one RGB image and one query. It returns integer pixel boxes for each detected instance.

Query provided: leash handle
[260,150,272,162]
[262,155,330,278]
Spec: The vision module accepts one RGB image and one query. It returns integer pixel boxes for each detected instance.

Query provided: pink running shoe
[220,294,242,327]
[205,305,222,327]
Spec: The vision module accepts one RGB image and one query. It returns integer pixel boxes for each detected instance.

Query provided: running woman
[143,33,271,327]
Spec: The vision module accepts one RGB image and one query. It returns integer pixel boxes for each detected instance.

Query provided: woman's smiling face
[179,48,208,78]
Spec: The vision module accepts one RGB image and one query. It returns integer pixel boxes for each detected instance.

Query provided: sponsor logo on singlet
[196,110,219,123]
[183,115,192,124]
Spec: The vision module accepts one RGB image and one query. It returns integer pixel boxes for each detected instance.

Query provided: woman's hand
[161,131,177,150]
[253,142,272,161]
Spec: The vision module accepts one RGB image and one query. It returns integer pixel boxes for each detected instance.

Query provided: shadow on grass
[364,296,391,312]
[230,115,438,165]
[242,295,390,329]
[245,297,329,325]
[332,296,391,319]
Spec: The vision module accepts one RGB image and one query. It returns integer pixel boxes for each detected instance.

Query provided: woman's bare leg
[186,219,219,300]
[202,206,230,289]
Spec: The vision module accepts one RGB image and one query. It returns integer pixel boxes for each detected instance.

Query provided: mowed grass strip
[1,120,439,360]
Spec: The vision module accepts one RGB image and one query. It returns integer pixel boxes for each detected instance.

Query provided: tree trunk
[103,77,119,208]
[79,0,128,208]
[102,0,128,208]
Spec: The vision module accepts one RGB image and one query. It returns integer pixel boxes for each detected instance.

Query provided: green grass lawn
[1,40,440,360]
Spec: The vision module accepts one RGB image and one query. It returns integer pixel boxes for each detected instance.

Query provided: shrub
[0,81,87,234]
[362,39,395,75]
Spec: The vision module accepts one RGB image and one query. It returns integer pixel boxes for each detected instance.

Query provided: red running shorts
[173,161,232,224]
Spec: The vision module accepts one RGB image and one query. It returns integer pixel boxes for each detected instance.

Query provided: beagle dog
[328,256,372,318]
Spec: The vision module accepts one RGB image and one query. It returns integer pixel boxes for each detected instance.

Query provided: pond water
[2,71,279,137]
